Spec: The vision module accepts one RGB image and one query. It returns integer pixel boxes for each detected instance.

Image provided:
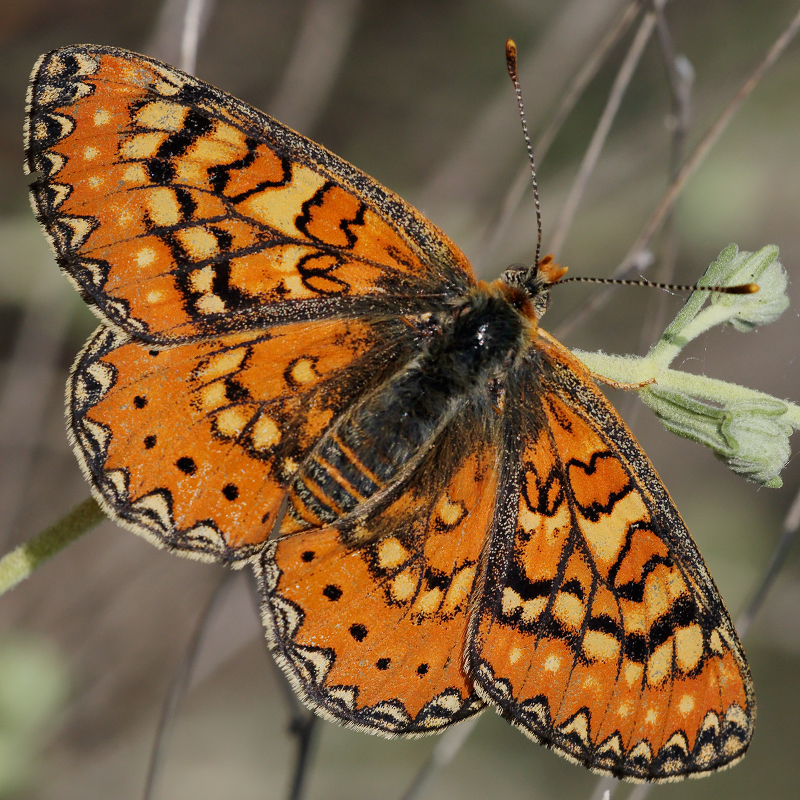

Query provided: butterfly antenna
[555,275,759,294]
[504,42,757,297]
[506,39,542,270]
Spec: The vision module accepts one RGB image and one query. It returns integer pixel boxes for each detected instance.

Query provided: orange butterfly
[25,45,753,781]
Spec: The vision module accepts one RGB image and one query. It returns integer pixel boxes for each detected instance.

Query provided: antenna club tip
[724,282,760,294]
[505,39,518,74]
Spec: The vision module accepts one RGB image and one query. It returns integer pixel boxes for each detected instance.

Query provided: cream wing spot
[238,168,327,235]
[629,741,652,764]
[517,503,542,534]
[251,415,281,450]
[624,661,643,687]
[135,99,187,131]
[147,187,181,226]
[582,631,620,662]
[597,734,623,757]
[197,348,247,382]
[46,183,70,209]
[622,603,646,634]
[120,131,166,160]
[675,624,704,672]
[543,655,561,673]
[123,164,147,184]
[435,493,466,527]
[151,75,186,96]
[390,570,417,603]
[72,51,100,75]
[195,294,227,314]
[214,406,251,437]
[376,537,409,570]
[521,597,547,623]
[93,107,111,125]
[647,640,673,686]
[644,570,670,620]
[36,86,62,106]
[440,565,474,614]
[175,161,205,185]
[559,712,590,746]
[553,592,584,631]
[177,227,219,260]
[135,247,157,268]
[580,492,648,568]
[186,135,240,164]
[62,217,93,248]
[279,457,299,482]
[678,694,695,715]
[200,382,226,411]
[413,588,443,616]
[83,145,99,160]
[501,587,522,615]
[189,265,215,293]
[290,358,317,385]
[214,122,248,148]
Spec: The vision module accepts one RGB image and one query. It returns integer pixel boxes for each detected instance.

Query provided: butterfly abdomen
[281,289,527,533]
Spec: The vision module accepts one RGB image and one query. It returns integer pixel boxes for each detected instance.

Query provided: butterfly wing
[468,332,754,781]
[69,315,417,562]
[25,45,475,343]
[257,406,499,733]
[28,44,479,562]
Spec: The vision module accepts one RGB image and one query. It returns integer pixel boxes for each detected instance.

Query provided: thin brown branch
[555,3,800,340]
[548,7,660,259]
[476,0,643,270]
[142,573,233,800]
[620,4,800,275]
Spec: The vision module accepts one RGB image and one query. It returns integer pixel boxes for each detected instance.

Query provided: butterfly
[25,44,754,782]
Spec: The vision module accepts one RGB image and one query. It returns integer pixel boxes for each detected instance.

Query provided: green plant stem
[648,304,740,366]
[0,498,105,597]
[574,350,800,429]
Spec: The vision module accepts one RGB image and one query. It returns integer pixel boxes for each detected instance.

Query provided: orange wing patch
[258,431,497,733]
[26,46,475,343]
[70,317,409,561]
[469,340,754,781]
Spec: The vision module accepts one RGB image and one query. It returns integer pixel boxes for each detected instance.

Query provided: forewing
[25,45,475,343]
[257,408,499,734]
[70,316,413,562]
[468,335,754,781]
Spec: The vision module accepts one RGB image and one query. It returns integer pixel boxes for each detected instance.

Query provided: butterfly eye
[499,264,529,287]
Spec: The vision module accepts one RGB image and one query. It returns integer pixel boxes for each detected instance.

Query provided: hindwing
[468,333,754,781]
[69,316,415,561]
[258,406,499,733]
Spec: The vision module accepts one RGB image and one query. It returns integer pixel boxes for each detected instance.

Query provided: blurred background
[1,0,799,798]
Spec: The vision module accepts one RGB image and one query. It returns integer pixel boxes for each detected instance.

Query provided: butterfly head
[498,254,568,321]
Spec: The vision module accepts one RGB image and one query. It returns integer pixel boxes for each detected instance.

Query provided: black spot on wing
[323,584,342,601]
[176,456,196,474]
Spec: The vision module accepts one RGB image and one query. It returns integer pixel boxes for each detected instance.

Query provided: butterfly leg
[590,372,655,392]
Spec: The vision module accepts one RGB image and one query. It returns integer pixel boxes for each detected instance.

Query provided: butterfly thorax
[281,287,530,536]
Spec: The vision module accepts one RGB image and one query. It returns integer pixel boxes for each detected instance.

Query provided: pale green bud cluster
[574,245,799,488]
